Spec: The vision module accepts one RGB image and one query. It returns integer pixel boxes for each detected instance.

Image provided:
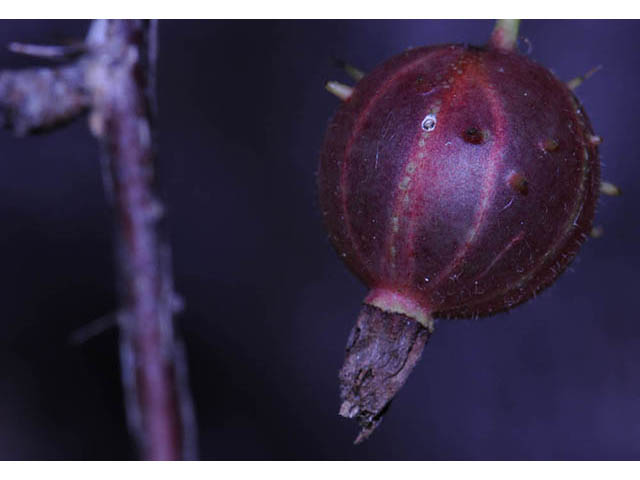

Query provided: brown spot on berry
[508,171,529,195]
[541,138,559,152]
[462,127,485,144]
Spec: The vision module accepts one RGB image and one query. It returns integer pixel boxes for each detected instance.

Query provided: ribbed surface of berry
[318,44,600,319]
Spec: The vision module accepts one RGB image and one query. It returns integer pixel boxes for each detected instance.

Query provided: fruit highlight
[318,21,604,443]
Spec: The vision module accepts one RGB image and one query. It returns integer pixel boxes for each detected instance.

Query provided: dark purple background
[0,20,638,460]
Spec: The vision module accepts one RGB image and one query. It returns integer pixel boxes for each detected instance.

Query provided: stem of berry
[488,19,521,51]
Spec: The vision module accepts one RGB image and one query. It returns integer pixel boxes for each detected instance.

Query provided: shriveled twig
[0,19,196,460]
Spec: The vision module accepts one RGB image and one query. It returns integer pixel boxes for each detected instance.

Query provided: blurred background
[0,19,637,460]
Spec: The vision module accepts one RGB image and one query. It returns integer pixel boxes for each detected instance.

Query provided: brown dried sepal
[339,304,432,444]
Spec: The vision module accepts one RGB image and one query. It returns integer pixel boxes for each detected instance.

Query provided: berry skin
[318,44,600,327]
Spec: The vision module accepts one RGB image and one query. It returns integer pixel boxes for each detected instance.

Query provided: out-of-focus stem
[488,19,521,51]
[0,19,197,461]
[85,19,196,460]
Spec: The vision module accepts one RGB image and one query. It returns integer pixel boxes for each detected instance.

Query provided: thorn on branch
[8,41,87,60]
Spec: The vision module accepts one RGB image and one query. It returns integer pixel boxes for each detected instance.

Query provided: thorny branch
[0,20,196,460]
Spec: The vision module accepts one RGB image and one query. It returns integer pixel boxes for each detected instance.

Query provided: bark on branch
[0,20,196,460]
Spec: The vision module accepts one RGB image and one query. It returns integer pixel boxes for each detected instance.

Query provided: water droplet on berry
[421,114,437,132]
